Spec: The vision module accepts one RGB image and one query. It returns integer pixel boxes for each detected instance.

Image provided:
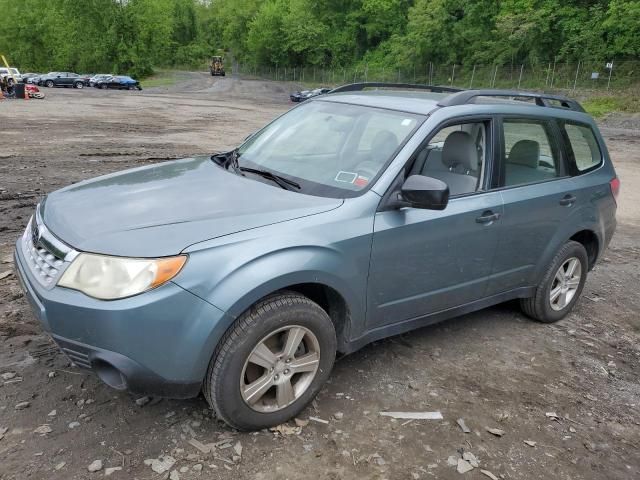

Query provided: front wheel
[45,80,54,88]
[520,240,588,323]
[203,292,336,430]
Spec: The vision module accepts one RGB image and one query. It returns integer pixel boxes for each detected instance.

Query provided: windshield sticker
[354,176,369,187]
[335,171,358,184]
[401,119,413,126]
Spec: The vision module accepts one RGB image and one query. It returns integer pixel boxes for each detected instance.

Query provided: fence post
[451,64,456,86]
[550,58,556,89]
[469,65,476,89]
[491,65,498,88]
[572,61,581,92]
[607,60,614,90]
[517,64,524,89]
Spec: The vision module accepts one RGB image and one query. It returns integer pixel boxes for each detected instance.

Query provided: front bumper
[14,240,230,398]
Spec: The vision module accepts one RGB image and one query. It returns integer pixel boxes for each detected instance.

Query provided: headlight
[58,253,187,300]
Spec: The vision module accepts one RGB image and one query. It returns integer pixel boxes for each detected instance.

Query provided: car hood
[42,157,343,257]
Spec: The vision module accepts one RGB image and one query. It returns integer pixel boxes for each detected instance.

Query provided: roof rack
[329,82,462,94]
[437,89,585,112]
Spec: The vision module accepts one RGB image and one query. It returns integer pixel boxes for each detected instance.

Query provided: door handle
[559,194,576,206]
[476,211,501,224]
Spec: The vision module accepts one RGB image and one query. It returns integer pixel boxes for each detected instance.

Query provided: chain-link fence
[236,60,639,92]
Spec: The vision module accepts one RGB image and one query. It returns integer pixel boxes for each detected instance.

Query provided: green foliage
[583,94,640,117]
[0,0,638,76]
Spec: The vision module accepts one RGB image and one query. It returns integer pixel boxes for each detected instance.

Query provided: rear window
[562,122,603,173]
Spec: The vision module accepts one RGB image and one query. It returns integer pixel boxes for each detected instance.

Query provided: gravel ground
[0,73,639,480]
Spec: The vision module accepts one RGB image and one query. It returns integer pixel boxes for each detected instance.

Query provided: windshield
[237,100,422,198]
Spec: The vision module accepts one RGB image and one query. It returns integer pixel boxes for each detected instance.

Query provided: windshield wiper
[239,167,301,191]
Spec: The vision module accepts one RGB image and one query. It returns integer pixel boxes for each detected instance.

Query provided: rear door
[486,116,576,294]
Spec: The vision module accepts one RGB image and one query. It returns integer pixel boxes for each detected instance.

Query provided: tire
[45,80,54,88]
[520,241,588,323]
[128,85,134,90]
[204,292,337,430]
[100,84,107,89]
[74,81,83,89]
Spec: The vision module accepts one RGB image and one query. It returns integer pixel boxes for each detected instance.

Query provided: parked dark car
[40,72,86,89]
[89,74,112,87]
[290,87,331,102]
[20,73,40,84]
[95,75,142,90]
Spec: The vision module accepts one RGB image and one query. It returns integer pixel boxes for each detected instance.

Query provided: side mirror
[390,175,449,210]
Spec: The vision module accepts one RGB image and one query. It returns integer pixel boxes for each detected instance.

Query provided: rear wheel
[520,241,588,323]
[74,81,83,89]
[203,292,336,430]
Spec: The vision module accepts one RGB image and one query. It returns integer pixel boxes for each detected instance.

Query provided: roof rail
[437,89,585,112]
[329,82,462,94]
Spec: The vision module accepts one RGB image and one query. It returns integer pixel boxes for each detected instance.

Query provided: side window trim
[494,115,571,191]
[402,115,496,198]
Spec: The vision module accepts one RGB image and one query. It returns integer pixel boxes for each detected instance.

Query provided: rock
[179,466,189,473]
[0,270,13,281]
[457,418,471,433]
[76,399,85,407]
[480,470,499,480]
[569,426,577,433]
[193,464,203,472]
[233,441,243,457]
[105,467,122,476]
[48,410,57,417]
[85,398,95,405]
[15,401,30,410]
[55,462,66,470]
[1,372,16,380]
[68,421,81,429]
[447,455,458,467]
[457,458,474,474]
[48,371,56,378]
[169,470,180,480]
[545,412,560,420]
[148,455,176,474]
[87,460,103,472]
[333,412,344,420]
[294,418,309,427]
[135,396,150,407]
[33,424,52,435]
[524,440,537,447]
[486,427,505,437]
[463,452,479,467]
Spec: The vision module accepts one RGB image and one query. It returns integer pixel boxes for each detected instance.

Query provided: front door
[367,118,503,329]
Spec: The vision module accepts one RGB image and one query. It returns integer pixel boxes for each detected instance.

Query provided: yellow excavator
[209,56,225,77]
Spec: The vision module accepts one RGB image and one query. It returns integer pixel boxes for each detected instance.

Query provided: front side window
[562,122,602,173]
[502,120,562,187]
[237,101,422,197]
[409,121,487,196]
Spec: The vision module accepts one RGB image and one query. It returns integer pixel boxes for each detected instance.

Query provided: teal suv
[15,84,618,430]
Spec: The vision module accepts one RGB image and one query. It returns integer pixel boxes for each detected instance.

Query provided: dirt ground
[0,72,639,480]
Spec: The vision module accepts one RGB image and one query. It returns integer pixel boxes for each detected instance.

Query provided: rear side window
[501,120,563,187]
[562,122,602,173]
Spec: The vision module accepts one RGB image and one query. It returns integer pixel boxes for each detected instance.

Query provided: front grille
[21,207,77,290]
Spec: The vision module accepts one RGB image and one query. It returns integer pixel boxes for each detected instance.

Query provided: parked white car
[0,67,21,86]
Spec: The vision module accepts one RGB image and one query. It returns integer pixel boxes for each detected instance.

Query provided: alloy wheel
[549,257,582,311]
[240,325,320,413]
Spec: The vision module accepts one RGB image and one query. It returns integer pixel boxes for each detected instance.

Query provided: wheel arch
[569,229,599,270]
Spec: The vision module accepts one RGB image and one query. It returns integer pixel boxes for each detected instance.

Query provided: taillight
[609,177,620,204]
